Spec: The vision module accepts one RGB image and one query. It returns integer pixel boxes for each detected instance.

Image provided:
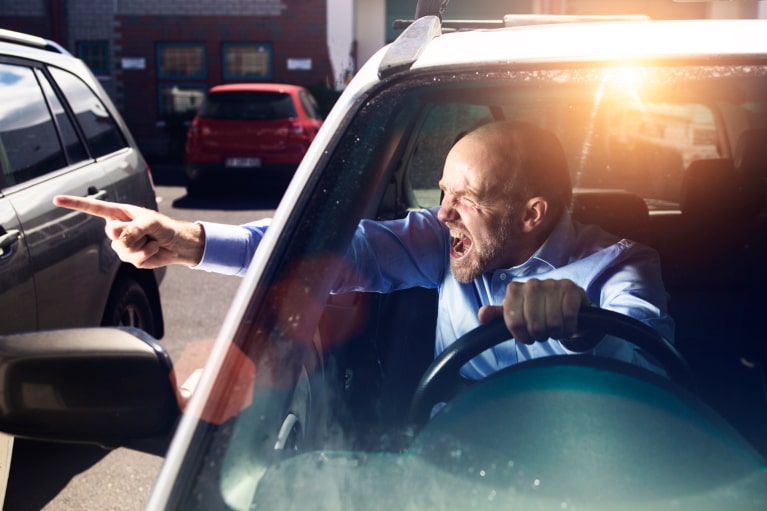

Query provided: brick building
[1,0,335,162]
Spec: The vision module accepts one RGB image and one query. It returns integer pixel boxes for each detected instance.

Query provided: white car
[2,6,767,511]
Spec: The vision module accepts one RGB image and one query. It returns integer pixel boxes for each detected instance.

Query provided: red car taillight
[288,118,309,141]
[185,121,201,154]
[186,121,200,140]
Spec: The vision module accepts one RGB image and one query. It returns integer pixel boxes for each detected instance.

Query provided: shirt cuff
[192,221,263,276]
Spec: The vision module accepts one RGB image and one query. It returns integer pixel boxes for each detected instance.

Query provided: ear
[520,196,549,233]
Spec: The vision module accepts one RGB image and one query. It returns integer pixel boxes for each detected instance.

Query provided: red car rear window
[199,92,296,120]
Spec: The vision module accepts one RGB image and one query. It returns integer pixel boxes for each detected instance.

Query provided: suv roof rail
[379,15,442,79]
[502,14,651,27]
[0,28,71,55]
[385,6,652,77]
[392,19,503,31]
[393,13,651,32]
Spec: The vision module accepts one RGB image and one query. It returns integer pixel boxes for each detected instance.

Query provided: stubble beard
[450,213,515,284]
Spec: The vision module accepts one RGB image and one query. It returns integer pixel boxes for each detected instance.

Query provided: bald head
[454,121,572,210]
[438,121,573,276]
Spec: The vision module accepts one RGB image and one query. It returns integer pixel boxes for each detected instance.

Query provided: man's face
[437,136,523,283]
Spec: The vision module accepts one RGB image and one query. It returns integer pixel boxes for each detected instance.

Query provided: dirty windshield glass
[179,63,767,511]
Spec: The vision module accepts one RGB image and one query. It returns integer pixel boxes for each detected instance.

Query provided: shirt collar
[498,210,575,278]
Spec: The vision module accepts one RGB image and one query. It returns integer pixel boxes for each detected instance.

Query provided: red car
[183,83,323,196]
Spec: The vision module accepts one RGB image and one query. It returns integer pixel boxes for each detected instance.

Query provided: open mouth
[450,231,473,260]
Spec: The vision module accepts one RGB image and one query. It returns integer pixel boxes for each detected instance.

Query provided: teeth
[451,233,467,257]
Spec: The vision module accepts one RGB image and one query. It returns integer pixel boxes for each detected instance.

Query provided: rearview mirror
[0,327,180,454]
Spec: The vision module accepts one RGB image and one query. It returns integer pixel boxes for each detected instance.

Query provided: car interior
[306,68,767,459]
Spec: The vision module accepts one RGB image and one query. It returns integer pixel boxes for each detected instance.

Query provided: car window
[298,89,322,120]
[200,91,297,120]
[49,67,127,158]
[0,62,67,186]
[407,103,495,207]
[403,66,762,214]
[35,68,88,165]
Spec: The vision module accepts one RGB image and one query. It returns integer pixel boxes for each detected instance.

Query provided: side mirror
[0,327,180,454]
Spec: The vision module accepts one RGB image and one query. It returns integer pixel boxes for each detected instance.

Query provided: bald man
[55,121,673,378]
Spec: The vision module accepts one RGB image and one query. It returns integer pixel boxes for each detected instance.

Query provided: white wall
[327,0,355,90]
[355,0,386,76]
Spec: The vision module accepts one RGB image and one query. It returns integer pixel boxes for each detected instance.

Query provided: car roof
[0,34,104,93]
[208,82,305,94]
[0,40,75,67]
[0,28,71,55]
[404,18,767,73]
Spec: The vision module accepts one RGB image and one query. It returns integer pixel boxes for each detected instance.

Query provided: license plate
[225,157,261,168]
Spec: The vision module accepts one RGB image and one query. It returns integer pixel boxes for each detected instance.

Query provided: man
[55,121,673,378]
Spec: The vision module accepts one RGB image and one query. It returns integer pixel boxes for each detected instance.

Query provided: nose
[437,192,457,222]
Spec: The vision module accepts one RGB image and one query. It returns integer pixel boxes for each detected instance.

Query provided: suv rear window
[0,63,68,185]
[49,67,127,158]
[199,91,297,120]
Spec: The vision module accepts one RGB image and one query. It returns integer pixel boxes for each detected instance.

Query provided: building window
[223,43,272,80]
[158,83,206,117]
[77,41,109,75]
[157,44,206,79]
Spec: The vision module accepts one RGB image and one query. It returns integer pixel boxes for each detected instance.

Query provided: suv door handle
[0,227,21,256]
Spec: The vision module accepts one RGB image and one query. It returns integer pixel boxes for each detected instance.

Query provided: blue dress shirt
[198,208,674,379]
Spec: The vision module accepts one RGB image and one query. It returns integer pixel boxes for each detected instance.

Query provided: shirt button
[499,273,507,281]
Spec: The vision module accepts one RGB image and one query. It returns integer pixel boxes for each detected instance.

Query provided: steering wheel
[408,307,694,425]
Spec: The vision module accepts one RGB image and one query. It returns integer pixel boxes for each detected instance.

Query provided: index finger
[53,194,134,222]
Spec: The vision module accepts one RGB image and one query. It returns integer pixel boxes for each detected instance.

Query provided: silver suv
[0,29,164,338]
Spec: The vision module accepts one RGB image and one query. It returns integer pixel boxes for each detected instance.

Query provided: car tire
[102,276,159,338]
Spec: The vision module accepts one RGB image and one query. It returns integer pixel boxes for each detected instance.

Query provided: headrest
[680,158,765,222]
[734,128,767,179]
[571,190,650,243]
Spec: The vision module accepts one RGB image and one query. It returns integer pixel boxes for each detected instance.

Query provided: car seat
[657,158,765,286]
[735,128,767,182]
[657,157,767,454]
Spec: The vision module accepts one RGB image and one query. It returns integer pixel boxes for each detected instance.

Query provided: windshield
[168,62,767,511]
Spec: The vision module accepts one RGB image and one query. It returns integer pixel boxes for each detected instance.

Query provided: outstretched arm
[53,195,205,269]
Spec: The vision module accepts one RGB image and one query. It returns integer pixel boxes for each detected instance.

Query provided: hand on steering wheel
[409,307,693,425]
